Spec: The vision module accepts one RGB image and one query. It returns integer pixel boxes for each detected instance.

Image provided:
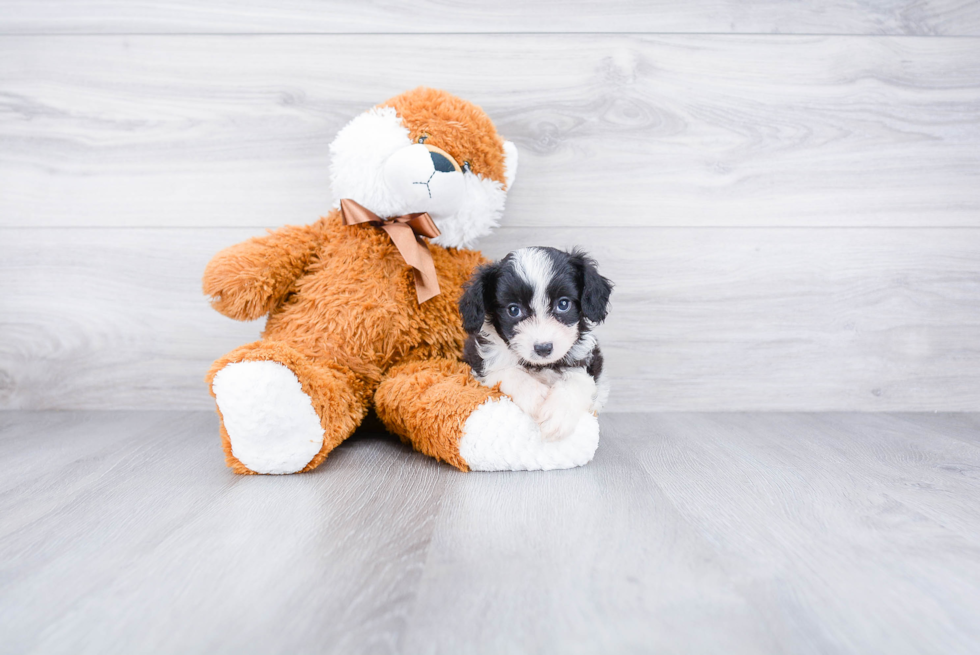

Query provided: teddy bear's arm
[203,223,325,321]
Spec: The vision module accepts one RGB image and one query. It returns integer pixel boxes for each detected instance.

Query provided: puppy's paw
[501,377,549,418]
[537,391,587,442]
[539,411,585,442]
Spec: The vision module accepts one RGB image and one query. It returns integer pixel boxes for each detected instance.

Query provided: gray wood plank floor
[2,411,979,654]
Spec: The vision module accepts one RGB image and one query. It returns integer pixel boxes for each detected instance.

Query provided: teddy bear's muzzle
[382,143,465,219]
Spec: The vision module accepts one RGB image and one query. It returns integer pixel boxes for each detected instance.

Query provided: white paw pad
[212,360,324,474]
[459,397,599,472]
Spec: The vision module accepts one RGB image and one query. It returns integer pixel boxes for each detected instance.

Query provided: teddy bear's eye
[417,134,429,144]
[462,161,472,173]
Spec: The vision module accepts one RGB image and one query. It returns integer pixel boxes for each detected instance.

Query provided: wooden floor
[1,412,979,654]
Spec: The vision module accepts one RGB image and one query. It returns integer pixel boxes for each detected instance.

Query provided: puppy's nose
[429,150,457,173]
[534,343,553,357]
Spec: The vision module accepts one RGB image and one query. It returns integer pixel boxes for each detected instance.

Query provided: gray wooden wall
[2,2,979,412]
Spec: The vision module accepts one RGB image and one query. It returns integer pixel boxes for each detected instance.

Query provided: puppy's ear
[571,250,613,324]
[459,262,499,334]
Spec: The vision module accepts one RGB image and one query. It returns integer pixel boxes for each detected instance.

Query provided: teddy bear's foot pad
[459,397,599,472]
[212,360,324,474]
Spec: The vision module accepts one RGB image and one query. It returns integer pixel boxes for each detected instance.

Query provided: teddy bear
[203,87,600,474]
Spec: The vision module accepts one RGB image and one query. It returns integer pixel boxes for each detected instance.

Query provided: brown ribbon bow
[340,198,442,303]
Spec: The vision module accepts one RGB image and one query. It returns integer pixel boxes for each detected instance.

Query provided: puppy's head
[329,87,518,249]
[460,247,613,365]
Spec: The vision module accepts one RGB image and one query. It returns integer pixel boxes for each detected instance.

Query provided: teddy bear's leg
[207,340,370,475]
[373,358,498,471]
[374,358,600,472]
[459,399,600,472]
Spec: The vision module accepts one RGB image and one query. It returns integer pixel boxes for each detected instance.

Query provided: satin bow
[339,198,442,303]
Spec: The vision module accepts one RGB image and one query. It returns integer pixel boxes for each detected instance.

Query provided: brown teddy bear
[203,88,600,474]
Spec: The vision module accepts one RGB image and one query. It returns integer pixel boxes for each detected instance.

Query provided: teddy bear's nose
[429,150,457,173]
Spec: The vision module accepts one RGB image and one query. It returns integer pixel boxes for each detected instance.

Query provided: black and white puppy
[459,247,613,441]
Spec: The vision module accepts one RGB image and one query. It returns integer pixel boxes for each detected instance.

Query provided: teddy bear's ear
[503,140,518,191]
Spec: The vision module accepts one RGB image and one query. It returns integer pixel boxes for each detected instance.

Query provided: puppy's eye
[506,304,522,318]
[556,298,571,312]
[462,161,472,173]
[417,134,429,144]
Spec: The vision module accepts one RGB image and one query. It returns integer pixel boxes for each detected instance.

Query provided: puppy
[459,247,613,441]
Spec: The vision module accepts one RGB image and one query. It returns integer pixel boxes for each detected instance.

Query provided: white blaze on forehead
[512,247,554,316]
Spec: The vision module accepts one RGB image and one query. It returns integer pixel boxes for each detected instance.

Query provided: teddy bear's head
[329,87,518,249]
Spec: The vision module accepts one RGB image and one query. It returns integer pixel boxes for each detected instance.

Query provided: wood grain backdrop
[1,2,979,411]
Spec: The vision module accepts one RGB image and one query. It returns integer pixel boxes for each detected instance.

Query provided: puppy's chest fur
[463,328,609,422]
